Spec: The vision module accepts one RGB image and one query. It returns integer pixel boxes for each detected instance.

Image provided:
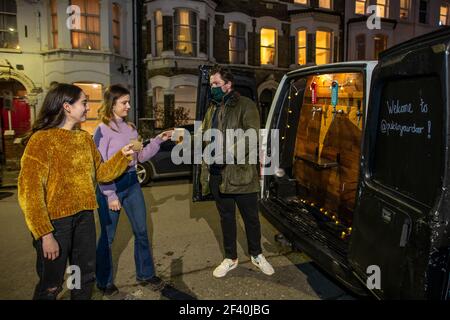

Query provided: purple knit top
[93,117,163,202]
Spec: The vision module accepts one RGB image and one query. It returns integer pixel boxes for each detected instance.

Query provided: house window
[174,85,196,125]
[153,87,165,129]
[0,0,18,49]
[294,0,307,4]
[316,30,331,65]
[399,0,410,19]
[260,28,276,65]
[375,0,389,18]
[440,4,448,26]
[229,22,246,64]
[70,0,100,50]
[297,29,306,65]
[74,82,103,135]
[174,9,197,57]
[155,10,163,56]
[319,0,331,9]
[112,3,121,53]
[356,34,366,60]
[50,0,58,48]
[419,0,428,24]
[374,34,387,59]
[355,0,366,15]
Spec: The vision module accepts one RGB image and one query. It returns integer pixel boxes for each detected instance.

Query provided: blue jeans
[95,171,156,288]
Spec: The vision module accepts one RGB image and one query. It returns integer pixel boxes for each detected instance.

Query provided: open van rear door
[349,28,450,300]
[192,65,258,201]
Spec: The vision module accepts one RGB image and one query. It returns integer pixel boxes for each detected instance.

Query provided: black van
[259,28,450,299]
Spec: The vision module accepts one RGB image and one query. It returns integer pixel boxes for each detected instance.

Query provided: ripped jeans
[32,210,96,300]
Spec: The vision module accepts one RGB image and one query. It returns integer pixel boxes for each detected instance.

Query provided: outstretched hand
[158,130,174,142]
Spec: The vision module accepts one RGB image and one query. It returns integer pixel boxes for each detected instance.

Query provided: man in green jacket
[201,65,274,278]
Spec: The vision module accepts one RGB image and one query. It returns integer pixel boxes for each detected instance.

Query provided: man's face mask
[210,84,226,102]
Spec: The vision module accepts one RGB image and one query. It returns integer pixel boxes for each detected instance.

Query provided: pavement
[0,177,355,300]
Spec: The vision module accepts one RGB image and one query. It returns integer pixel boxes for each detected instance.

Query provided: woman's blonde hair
[98,84,135,131]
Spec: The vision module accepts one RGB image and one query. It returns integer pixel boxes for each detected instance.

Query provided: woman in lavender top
[94,84,173,296]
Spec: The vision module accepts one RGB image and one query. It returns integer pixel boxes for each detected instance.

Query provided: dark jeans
[209,174,262,260]
[96,171,156,288]
[32,210,96,300]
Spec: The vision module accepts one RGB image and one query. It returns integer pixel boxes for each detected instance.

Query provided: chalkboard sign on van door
[372,76,444,207]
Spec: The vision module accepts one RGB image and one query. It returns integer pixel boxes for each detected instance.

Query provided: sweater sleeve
[18,134,53,240]
[88,132,132,183]
[137,136,163,163]
[93,126,118,201]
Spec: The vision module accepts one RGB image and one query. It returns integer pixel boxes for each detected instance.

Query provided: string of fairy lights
[282,78,353,240]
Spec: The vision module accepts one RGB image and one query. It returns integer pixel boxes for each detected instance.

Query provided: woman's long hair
[98,84,135,131]
[22,83,83,145]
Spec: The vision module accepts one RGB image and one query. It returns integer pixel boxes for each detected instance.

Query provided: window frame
[355,34,366,60]
[419,0,429,24]
[228,22,246,65]
[70,0,101,50]
[318,0,332,10]
[373,34,388,59]
[112,2,121,54]
[355,0,366,15]
[375,0,389,18]
[174,8,198,57]
[154,10,163,56]
[399,0,410,20]
[297,28,307,66]
[260,27,277,66]
[0,0,19,50]
[440,4,449,26]
[315,29,332,65]
[50,0,58,49]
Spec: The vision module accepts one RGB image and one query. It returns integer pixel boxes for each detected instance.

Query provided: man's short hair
[210,64,234,85]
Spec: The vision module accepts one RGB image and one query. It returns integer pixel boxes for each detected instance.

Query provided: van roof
[286,61,378,77]
[380,27,450,60]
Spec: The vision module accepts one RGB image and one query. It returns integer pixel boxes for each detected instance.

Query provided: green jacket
[200,91,261,195]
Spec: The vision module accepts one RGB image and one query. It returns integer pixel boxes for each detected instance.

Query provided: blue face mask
[211,86,225,102]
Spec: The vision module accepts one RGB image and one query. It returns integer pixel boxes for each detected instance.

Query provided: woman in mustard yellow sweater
[18,83,135,300]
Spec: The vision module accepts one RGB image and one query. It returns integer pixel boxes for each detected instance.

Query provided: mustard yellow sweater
[18,128,132,240]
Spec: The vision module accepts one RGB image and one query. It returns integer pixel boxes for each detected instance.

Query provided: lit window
[0,0,18,49]
[440,5,448,26]
[400,0,410,19]
[375,0,389,18]
[50,0,58,48]
[112,3,121,54]
[356,34,366,60]
[229,22,246,64]
[70,0,101,50]
[155,10,163,56]
[355,0,366,15]
[319,0,331,9]
[294,0,307,4]
[260,28,276,65]
[74,82,103,135]
[297,29,306,65]
[316,30,331,65]
[174,9,197,57]
[374,34,387,59]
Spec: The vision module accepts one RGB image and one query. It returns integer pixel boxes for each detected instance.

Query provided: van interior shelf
[295,154,339,170]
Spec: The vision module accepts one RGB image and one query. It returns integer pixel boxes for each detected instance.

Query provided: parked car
[256,28,450,299]
[137,123,194,186]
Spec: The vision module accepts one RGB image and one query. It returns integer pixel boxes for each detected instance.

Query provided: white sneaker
[213,258,238,278]
[251,254,275,275]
